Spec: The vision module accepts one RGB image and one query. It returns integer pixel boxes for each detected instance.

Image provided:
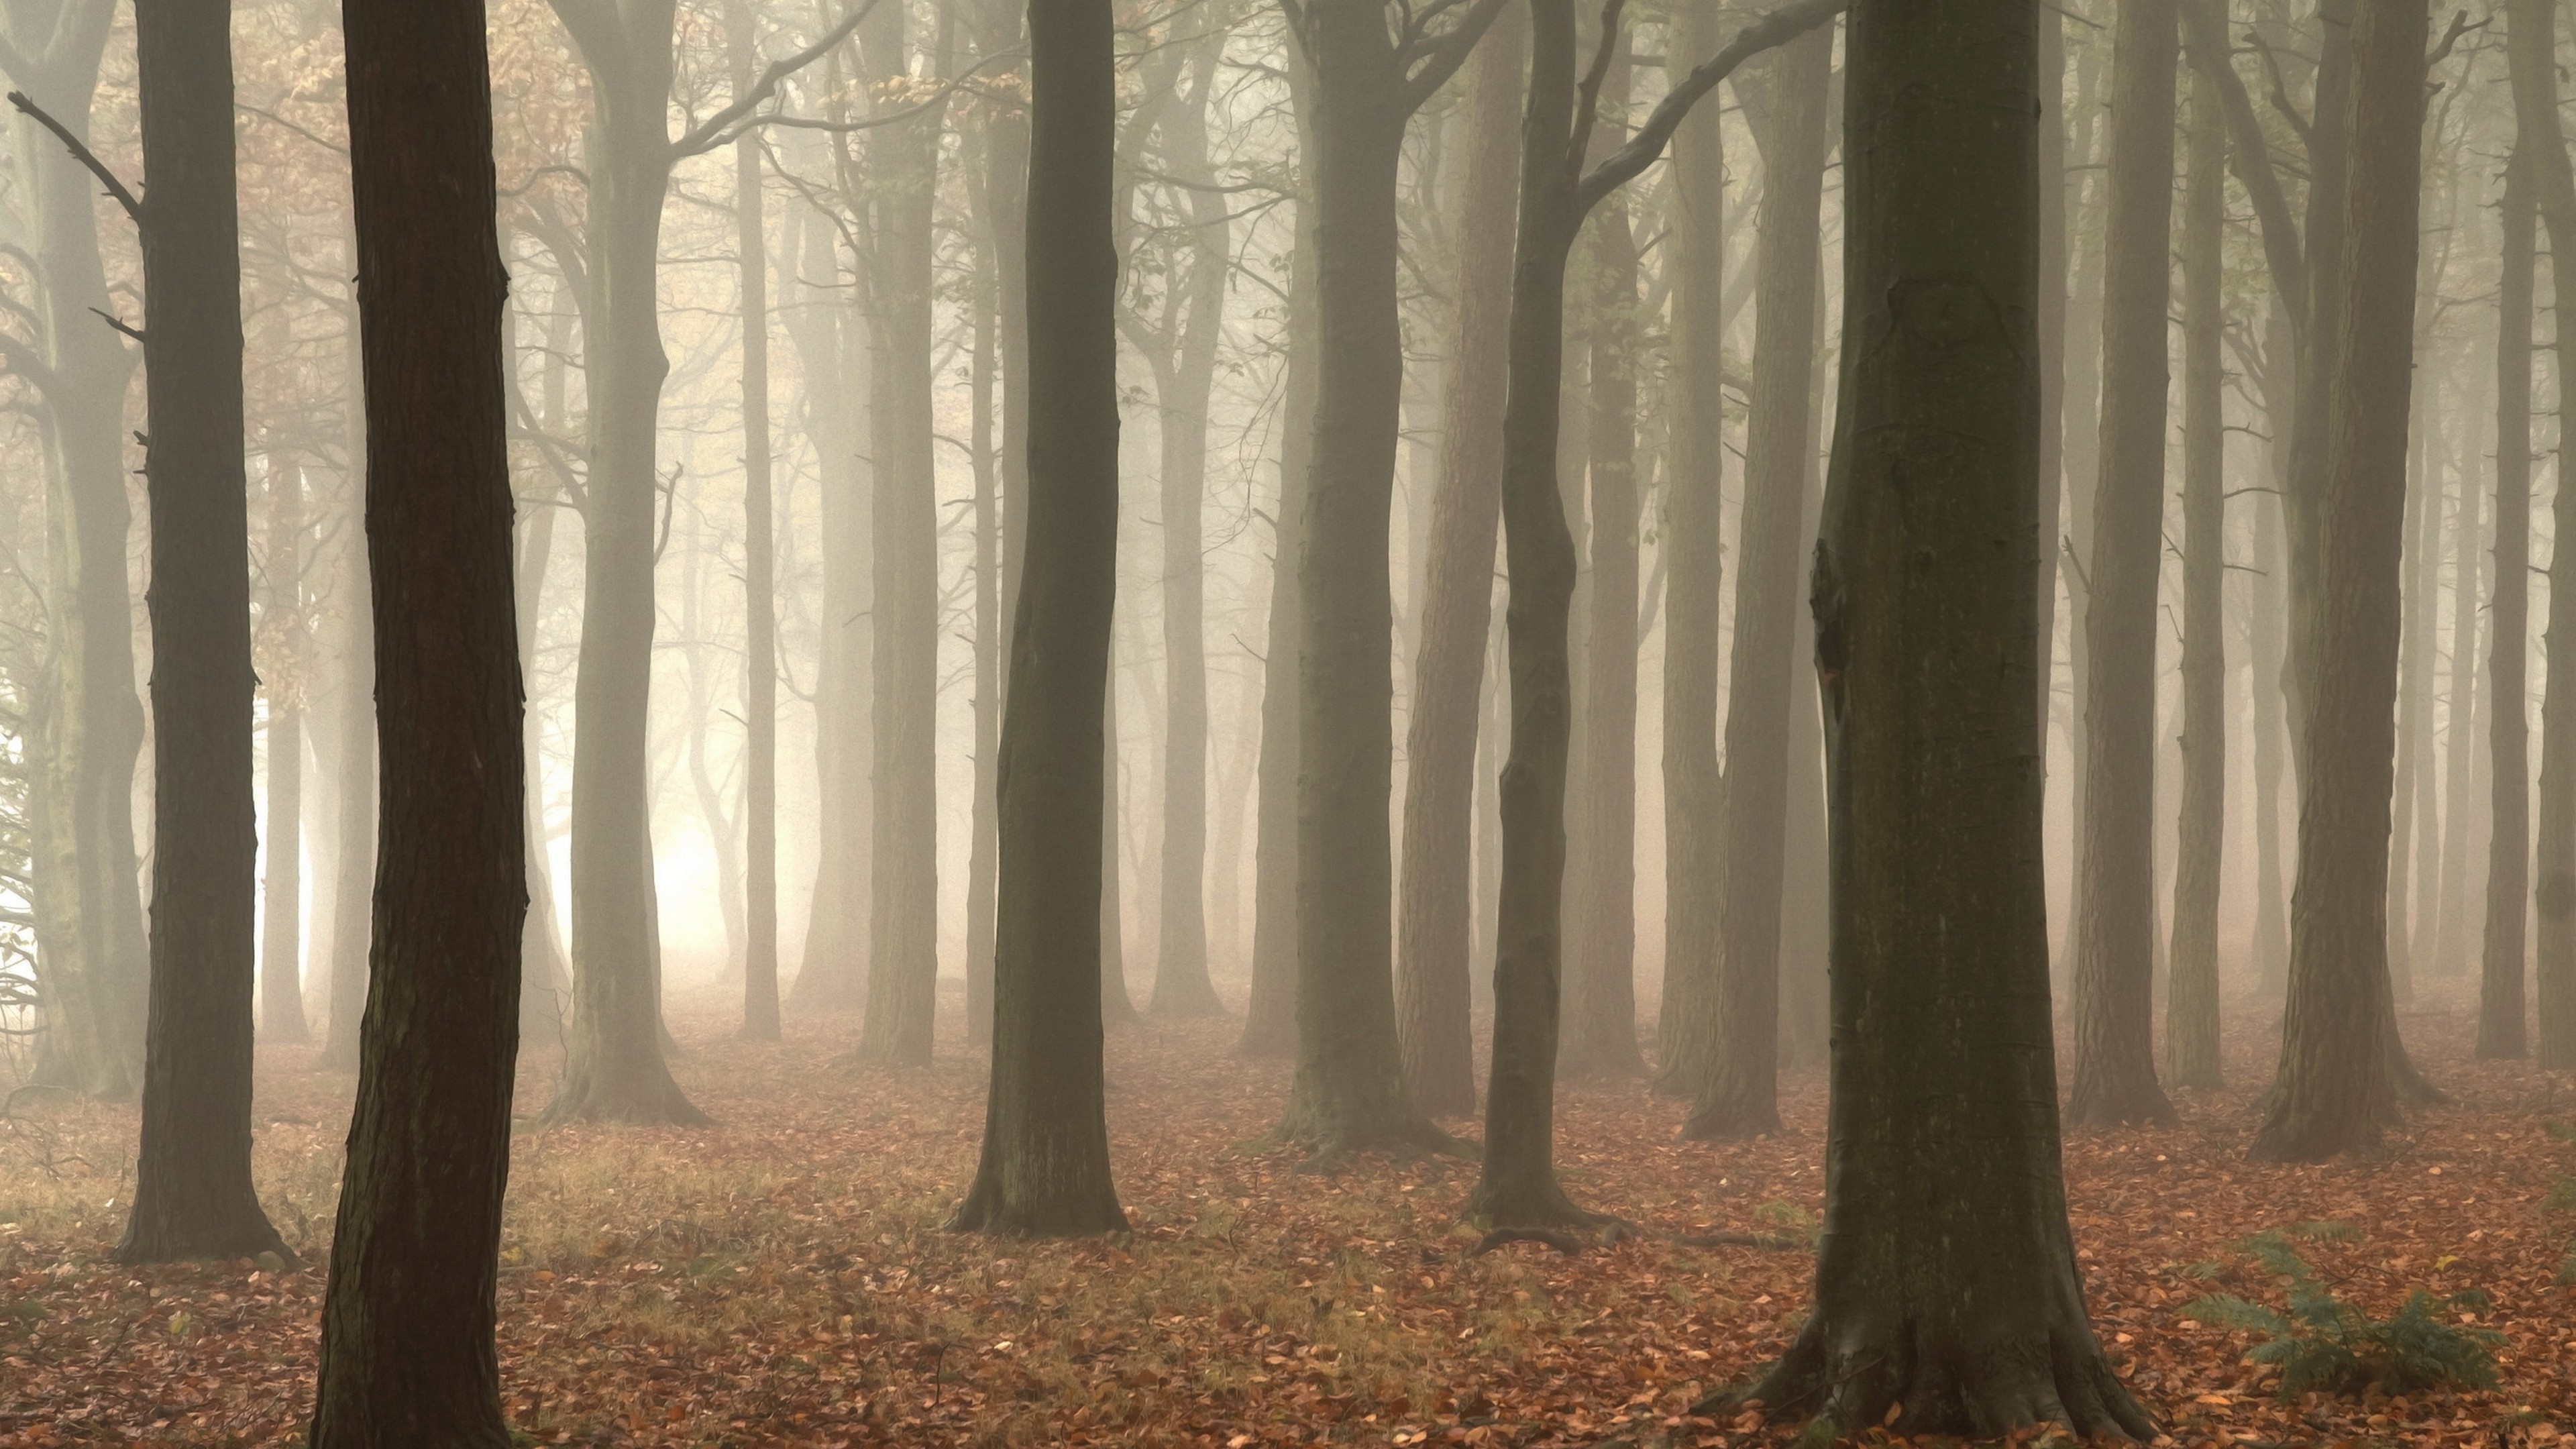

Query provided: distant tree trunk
[2387,386,2440,1002]
[1144,32,1229,1020]
[1688,17,1830,1139]
[1102,684,1136,1024]
[2068,0,2178,1130]
[1396,0,1520,1118]
[948,0,1127,1234]
[260,456,310,1044]
[307,0,523,1428]
[511,457,568,1044]
[1238,140,1313,1057]
[2512,0,2576,1069]
[1279,0,1495,1159]
[1735,2,2151,1432]
[1472,0,1838,1228]
[320,427,376,1074]
[731,0,780,1043]
[2033,0,2067,747]
[2249,305,2295,998]
[113,0,290,1266]
[2251,0,2427,1163]
[2434,399,2483,979]
[1651,0,1727,1099]
[2165,66,2224,1091]
[9,0,149,1102]
[965,121,1003,1048]
[2479,154,2532,1059]
[1559,46,1645,1081]
[855,2,946,1067]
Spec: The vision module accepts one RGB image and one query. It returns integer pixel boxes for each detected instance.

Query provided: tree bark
[260,456,310,1044]
[731,0,780,1043]
[2068,0,2178,1130]
[948,0,1127,1235]
[115,0,290,1265]
[1737,3,2151,1432]
[2479,152,2532,1058]
[1688,18,1830,1138]
[2433,386,2483,980]
[2165,64,2225,1091]
[307,0,523,1427]
[2251,0,2427,1163]
[1396,0,1520,1118]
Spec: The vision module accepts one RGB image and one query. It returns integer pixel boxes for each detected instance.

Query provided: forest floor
[1,973,2573,1448]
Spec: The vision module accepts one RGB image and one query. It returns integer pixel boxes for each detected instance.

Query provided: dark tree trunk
[2251,0,2428,1163]
[2068,0,2178,1130]
[1396,0,1519,1119]
[1278,0,1493,1159]
[115,0,288,1265]
[9,0,149,1103]
[1651,0,1727,1100]
[1473,0,1838,1229]
[731,0,780,1044]
[2479,150,2532,1059]
[949,0,1126,1228]
[307,0,523,1429]
[855,4,947,1067]
[1688,19,1830,1139]
[260,458,310,1044]
[2512,0,2576,1069]
[2165,66,2225,1091]
[1736,2,2150,1432]
[1559,46,1645,1081]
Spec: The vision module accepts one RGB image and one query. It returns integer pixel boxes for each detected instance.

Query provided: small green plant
[2184,1230,2502,1400]
[1753,1200,1820,1249]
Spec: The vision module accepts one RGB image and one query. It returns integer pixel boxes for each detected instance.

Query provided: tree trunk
[1102,682,1136,1024]
[546,0,702,1123]
[320,435,376,1074]
[2434,395,2483,979]
[855,4,946,1067]
[307,0,523,1428]
[947,0,1127,1234]
[117,0,289,1265]
[1651,0,1727,1100]
[965,120,1002,1049]
[2510,0,2576,1069]
[2251,0,2427,1163]
[260,457,310,1044]
[2249,303,2295,1000]
[2165,65,2225,1091]
[1738,3,2151,1432]
[2480,154,2532,1058]
[10,0,149,1102]
[2068,0,2178,1130]
[1688,19,1829,1138]
[1396,0,1519,1118]
[2387,384,2440,1002]
[1559,46,1645,1081]
[731,0,780,1043]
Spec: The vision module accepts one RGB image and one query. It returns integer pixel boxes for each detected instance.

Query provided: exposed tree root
[1697,1314,2157,1442]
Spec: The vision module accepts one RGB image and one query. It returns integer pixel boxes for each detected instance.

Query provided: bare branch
[5,89,140,223]
[671,0,883,158]
[1576,0,1843,215]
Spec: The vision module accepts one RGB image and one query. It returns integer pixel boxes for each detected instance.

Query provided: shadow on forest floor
[0,971,2571,1446]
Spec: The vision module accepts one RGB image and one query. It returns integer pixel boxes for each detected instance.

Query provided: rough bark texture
[260,458,310,1044]
[307,0,523,1428]
[2513,0,2576,1069]
[1395,2,1519,1119]
[2068,0,2178,1130]
[115,0,288,1266]
[1688,20,1829,1140]
[856,2,946,1067]
[1738,3,2151,1432]
[8,0,148,1102]
[948,0,1127,1236]
[1651,0,1727,1102]
[2480,150,2532,1059]
[2165,66,2224,1091]
[2252,0,2427,1163]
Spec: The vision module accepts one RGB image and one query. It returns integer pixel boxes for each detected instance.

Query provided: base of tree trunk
[539,1065,710,1127]
[1708,1306,2155,1441]
[115,1197,292,1267]
[1148,967,1228,1018]
[947,1155,1128,1238]
[1269,1097,1469,1171]
[1678,1089,1782,1140]
[2062,1072,2176,1129]
[1460,1171,1608,1234]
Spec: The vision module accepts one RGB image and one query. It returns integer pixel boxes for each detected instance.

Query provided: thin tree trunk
[2068,0,2178,1130]
[260,456,310,1044]
[307,0,524,1427]
[2251,0,2428,1163]
[947,0,1127,1233]
[2434,402,2483,979]
[731,0,780,1042]
[965,117,1003,1048]
[2165,64,2225,1091]
[1688,18,1829,1138]
[1396,0,1520,1118]
[320,415,376,1075]
[2481,150,2534,1059]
